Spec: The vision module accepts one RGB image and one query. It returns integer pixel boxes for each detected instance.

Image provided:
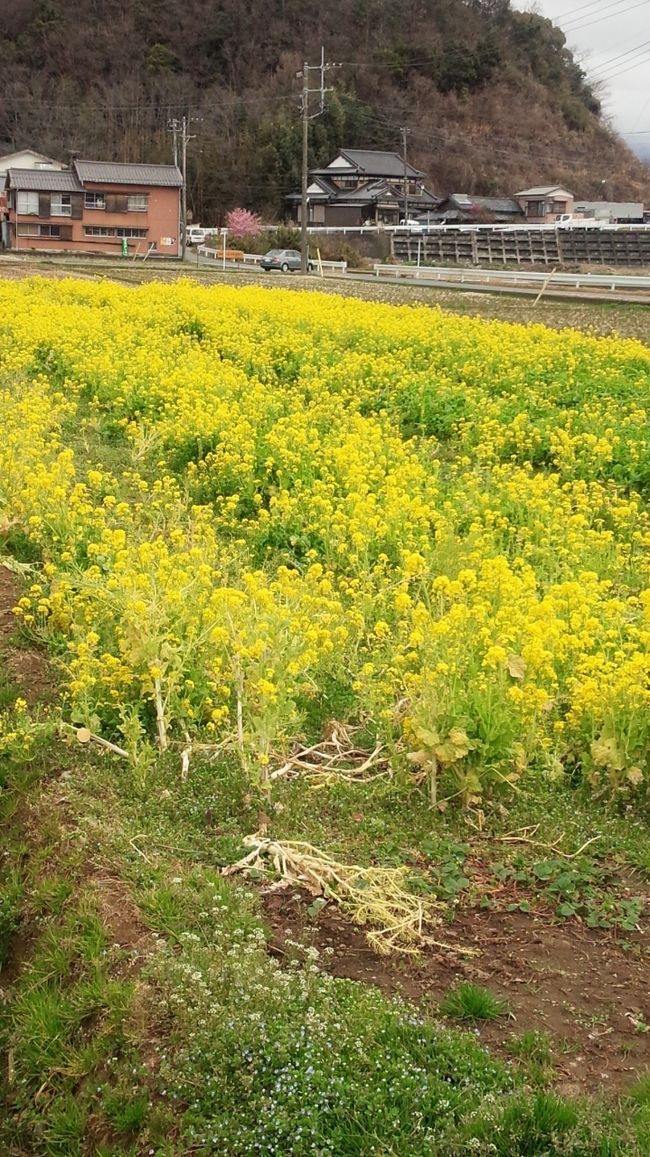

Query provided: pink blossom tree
[225,208,263,238]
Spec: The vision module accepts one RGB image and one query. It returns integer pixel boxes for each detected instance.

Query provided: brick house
[4,158,182,255]
[515,185,575,223]
[286,149,440,227]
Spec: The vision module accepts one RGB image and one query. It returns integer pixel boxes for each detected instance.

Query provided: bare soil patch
[0,565,51,703]
[0,565,19,641]
[263,888,650,1095]
[91,873,153,967]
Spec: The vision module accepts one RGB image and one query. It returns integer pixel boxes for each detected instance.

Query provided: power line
[338,96,627,170]
[563,0,650,33]
[592,36,650,72]
[562,0,641,28]
[0,93,298,113]
[597,50,650,81]
[557,0,626,20]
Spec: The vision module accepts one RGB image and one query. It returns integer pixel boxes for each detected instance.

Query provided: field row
[1,278,650,801]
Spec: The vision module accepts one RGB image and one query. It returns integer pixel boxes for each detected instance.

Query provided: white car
[186,226,206,245]
[399,218,425,232]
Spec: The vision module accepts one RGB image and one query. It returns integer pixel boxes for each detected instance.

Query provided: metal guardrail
[304,225,383,235]
[372,263,650,292]
[309,223,650,236]
[196,246,347,274]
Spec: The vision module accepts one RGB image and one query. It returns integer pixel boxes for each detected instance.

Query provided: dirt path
[264,888,650,1096]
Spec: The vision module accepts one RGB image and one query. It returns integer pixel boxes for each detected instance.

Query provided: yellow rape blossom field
[2,277,650,799]
[3,275,650,1156]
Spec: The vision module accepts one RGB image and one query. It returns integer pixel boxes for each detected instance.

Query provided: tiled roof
[339,150,425,179]
[74,160,183,187]
[6,167,82,191]
[337,179,395,203]
[286,179,440,207]
[450,194,522,214]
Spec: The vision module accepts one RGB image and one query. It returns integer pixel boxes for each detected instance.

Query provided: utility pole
[299,47,336,275]
[169,116,195,260]
[181,116,190,261]
[169,120,179,168]
[401,126,409,224]
[301,62,309,277]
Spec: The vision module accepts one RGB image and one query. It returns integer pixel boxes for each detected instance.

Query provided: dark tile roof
[334,179,396,203]
[337,149,425,179]
[410,189,442,207]
[6,167,82,191]
[74,160,182,187]
[450,194,522,214]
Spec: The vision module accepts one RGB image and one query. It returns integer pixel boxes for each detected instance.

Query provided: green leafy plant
[493,854,645,931]
[408,724,476,806]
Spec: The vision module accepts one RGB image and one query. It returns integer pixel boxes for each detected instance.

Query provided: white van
[186,226,206,245]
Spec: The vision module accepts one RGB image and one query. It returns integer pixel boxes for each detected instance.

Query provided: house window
[16,191,39,215]
[84,192,106,209]
[525,200,545,216]
[127,194,148,211]
[51,194,72,217]
[84,226,148,238]
[17,223,61,237]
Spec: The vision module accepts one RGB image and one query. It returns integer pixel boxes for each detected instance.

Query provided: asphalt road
[191,252,650,306]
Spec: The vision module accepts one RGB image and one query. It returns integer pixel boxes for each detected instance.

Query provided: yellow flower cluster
[1,276,649,794]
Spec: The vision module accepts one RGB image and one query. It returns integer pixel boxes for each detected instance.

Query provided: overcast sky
[511,1,650,156]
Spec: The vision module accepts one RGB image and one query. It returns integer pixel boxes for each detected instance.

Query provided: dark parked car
[260,248,313,272]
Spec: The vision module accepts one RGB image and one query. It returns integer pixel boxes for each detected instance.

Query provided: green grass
[508,1029,555,1066]
[628,1074,650,1107]
[440,981,509,1021]
[2,721,650,1153]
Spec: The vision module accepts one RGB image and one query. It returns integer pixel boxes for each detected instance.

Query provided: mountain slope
[1,0,648,220]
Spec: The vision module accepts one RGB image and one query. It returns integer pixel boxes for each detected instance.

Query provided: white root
[153,677,169,752]
[180,729,192,781]
[224,835,476,958]
[269,724,391,785]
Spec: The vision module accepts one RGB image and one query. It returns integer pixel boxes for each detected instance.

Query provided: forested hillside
[1,0,648,221]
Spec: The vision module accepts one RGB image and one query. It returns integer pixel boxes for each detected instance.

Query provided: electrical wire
[593,36,650,72]
[596,50,650,80]
[563,0,649,33]
[556,0,630,19]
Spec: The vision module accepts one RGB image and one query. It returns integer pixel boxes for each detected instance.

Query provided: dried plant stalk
[269,723,391,786]
[224,836,475,958]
